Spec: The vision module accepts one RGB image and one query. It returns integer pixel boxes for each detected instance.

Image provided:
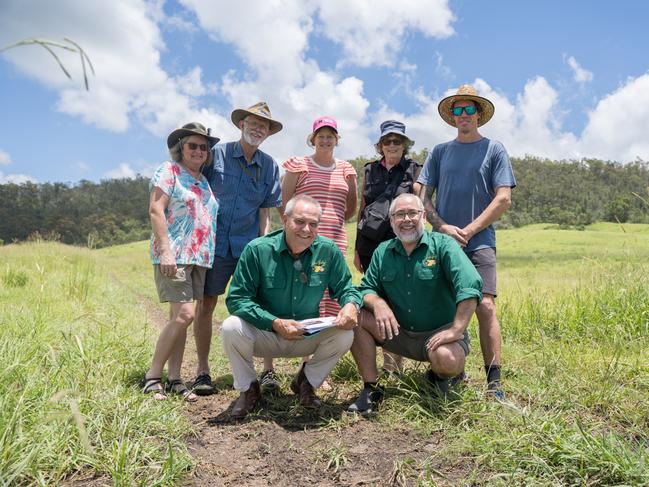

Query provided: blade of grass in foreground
[0,242,192,485]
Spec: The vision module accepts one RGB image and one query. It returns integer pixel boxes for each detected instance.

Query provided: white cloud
[165,14,198,33]
[580,73,649,162]
[180,0,373,161]
[104,163,136,179]
[0,0,454,165]
[0,150,11,166]
[0,0,230,138]
[395,74,649,164]
[565,55,594,84]
[72,161,90,172]
[0,171,36,184]
[434,51,454,81]
[317,0,455,67]
[3,0,646,168]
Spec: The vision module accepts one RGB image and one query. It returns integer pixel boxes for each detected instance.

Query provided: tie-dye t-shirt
[149,161,218,267]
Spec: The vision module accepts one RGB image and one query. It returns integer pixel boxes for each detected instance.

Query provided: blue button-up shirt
[203,141,282,258]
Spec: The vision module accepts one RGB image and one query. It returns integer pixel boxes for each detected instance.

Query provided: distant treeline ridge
[1,155,648,248]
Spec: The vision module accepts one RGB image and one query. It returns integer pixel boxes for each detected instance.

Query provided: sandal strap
[167,379,190,396]
[143,377,165,394]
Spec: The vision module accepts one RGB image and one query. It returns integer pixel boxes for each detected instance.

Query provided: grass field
[1,223,647,485]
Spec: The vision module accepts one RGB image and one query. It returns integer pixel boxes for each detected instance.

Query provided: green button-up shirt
[358,231,483,332]
[226,229,362,331]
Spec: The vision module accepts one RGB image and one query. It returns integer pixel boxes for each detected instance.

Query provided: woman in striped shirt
[260,116,357,392]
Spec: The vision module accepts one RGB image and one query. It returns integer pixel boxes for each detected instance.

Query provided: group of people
[142,83,516,417]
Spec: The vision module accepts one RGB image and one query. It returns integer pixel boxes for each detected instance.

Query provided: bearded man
[193,102,283,395]
[347,193,483,415]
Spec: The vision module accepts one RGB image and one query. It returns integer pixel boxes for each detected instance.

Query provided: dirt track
[141,295,469,486]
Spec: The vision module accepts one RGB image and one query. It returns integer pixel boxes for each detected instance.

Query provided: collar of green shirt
[384,231,433,256]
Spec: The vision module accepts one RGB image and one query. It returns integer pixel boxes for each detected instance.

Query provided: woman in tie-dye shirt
[143,122,219,402]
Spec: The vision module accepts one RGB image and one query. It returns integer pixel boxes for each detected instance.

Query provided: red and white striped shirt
[283,156,357,316]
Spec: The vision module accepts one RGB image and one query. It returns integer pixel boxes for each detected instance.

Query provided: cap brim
[231,109,283,135]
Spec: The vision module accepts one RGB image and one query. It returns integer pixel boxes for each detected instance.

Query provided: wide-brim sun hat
[166,122,220,149]
[306,116,338,147]
[375,120,414,147]
[438,84,495,128]
[231,101,283,135]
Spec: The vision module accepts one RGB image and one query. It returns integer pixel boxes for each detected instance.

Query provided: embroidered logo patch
[424,257,436,268]
[312,261,326,273]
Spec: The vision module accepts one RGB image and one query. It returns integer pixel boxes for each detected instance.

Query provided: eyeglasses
[451,105,477,116]
[381,138,404,146]
[243,118,270,131]
[293,259,308,284]
[391,210,423,220]
[185,142,208,152]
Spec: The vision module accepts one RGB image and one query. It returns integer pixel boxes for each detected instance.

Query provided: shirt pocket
[262,272,287,289]
[221,168,240,188]
[243,179,269,206]
[380,269,397,283]
[308,271,329,288]
[417,266,440,280]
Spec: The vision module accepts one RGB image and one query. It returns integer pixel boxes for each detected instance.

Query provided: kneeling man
[349,194,483,414]
[223,195,361,419]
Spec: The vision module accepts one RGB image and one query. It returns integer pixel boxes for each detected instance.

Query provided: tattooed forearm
[422,185,447,230]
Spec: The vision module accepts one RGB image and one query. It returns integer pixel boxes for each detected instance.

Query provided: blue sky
[2,0,649,184]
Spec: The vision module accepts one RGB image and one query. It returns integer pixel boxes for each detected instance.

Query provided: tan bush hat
[438,84,495,127]
[231,101,283,135]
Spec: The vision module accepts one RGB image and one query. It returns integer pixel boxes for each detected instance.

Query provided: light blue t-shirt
[418,138,516,253]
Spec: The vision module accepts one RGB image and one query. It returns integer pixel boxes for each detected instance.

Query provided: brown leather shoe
[231,381,261,419]
[290,365,321,409]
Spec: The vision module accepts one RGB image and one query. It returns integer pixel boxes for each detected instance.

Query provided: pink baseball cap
[312,116,338,133]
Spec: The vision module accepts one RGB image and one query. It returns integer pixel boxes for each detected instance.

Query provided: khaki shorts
[466,247,497,297]
[153,265,207,303]
[380,322,470,361]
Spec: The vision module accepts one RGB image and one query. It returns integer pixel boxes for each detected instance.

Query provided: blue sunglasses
[451,105,478,116]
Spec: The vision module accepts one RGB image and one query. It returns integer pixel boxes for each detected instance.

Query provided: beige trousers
[221,316,353,391]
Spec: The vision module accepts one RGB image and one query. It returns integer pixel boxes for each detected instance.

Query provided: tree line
[1,156,648,248]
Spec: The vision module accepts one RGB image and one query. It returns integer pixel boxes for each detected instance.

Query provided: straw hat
[438,84,495,127]
[231,101,283,135]
[166,122,220,149]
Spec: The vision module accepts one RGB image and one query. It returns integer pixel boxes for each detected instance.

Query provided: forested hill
[1,157,648,248]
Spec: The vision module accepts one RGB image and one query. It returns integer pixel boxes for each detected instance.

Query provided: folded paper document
[300,316,337,336]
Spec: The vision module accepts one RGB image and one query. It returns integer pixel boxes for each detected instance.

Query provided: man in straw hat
[193,102,283,395]
[418,84,516,399]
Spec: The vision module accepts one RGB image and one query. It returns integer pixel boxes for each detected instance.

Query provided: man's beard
[242,129,264,147]
[394,223,424,244]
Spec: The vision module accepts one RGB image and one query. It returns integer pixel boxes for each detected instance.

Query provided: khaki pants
[221,316,353,391]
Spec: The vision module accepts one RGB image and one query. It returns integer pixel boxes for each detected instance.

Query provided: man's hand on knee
[272,318,305,340]
[426,328,463,352]
[372,301,400,341]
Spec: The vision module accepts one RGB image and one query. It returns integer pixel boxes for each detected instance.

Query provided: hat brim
[166,129,220,149]
[231,109,283,136]
[375,130,415,148]
[438,94,495,127]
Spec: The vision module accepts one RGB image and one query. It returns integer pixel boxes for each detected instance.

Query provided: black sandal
[143,377,167,400]
[166,379,198,402]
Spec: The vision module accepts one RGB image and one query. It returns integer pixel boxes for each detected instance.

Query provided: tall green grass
[1,223,648,485]
[0,243,192,485]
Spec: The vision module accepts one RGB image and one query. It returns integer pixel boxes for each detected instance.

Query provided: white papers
[300,316,336,336]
